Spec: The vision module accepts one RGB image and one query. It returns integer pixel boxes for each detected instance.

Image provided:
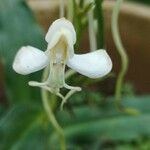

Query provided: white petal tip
[28,81,34,86]
[90,50,113,78]
[77,87,82,91]
[13,64,28,75]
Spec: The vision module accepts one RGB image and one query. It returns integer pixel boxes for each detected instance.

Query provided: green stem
[59,0,65,18]
[111,0,128,110]
[72,0,86,50]
[72,0,78,48]
[65,69,76,79]
[67,0,73,21]
[41,68,66,150]
[111,0,139,115]
[88,7,97,51]
[94,0,104,49]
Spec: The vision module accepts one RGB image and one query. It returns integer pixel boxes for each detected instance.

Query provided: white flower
[13,18,112,109]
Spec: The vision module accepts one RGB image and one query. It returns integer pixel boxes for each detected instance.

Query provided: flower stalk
[41,68,66,150]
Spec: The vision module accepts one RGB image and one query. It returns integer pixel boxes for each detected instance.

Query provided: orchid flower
[13,18,112,109]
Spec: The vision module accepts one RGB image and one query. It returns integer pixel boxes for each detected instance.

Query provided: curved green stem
[111,0,139,115]
[111,0,128,110]
[41,68,66,150]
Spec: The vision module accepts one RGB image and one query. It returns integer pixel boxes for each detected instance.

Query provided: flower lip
[50,34,68,64]
[46,29,75,59]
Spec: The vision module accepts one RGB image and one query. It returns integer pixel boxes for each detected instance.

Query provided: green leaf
[50,96,150,146]
[0,105,5,117]
[57,96,150,126]
[1,96,150,149]
[0,0,45,103]
[0,103,44,150]
[50,114,150,146]
[130,0,150,5]
[11,123,50,150]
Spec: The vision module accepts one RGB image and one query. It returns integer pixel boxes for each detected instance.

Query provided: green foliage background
[0,0,47,104]
[0,0,150,150]
[131,0,150,5]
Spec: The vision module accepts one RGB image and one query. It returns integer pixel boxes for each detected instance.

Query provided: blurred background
[0,0,150,149]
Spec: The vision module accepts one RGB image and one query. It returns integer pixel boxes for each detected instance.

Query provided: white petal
[67,50,112,78]
[13,46,49,75]
[45,18,76,44]
[45,18,76,58]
